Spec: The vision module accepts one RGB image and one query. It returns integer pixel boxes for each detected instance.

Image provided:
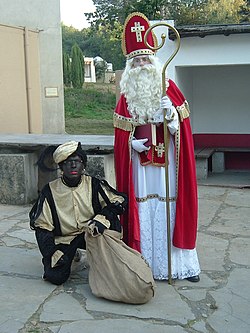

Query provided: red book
[134,124,156,147]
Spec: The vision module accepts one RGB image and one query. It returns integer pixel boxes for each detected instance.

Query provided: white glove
[161,95,179,134]
[167,107,179,135]
[131,138,150,153]
[160,96,174,120]
[152,96,173,123]
[160,96,172,110]
[165,105,176,121]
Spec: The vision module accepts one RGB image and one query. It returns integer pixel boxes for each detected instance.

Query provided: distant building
[106,63,113,72]
[84,57,96,83]
[94,56,115,83]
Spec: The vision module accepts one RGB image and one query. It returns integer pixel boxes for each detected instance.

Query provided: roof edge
[169,23,250,40]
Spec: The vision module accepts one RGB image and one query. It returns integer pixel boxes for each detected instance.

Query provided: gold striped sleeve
[113,112,134,131]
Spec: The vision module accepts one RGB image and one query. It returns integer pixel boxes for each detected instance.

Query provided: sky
[60,0,96,30]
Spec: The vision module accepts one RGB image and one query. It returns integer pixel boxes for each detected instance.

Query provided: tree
[61,0,249,72]
[85,0,133,27]
[63,52,71,87]
[240,0,250,22]
[166,1,208,25]
[79,22,125,70]
[84,0,249,26]
[203,0,249,24]
[62,24,84,54]
[94,57,107,82]
[85,0,167,27]
[71,43,84,88]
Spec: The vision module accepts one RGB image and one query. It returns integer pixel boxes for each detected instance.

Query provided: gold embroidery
[176,101,190,122]
[175,126,180,198]
[128,130,135,160]
[155,143,165,158]
[113,113,134,131]
[136,193,176,202]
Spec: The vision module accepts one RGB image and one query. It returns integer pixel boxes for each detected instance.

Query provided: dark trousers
[42,233,86,285]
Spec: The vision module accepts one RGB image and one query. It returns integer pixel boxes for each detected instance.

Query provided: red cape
[114,79,198,251]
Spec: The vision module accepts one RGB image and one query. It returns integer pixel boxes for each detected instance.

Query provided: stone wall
[0,152,38,205]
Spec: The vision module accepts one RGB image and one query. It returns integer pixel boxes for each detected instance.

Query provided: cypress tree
[71,43,84,88]
[63,52,71,87]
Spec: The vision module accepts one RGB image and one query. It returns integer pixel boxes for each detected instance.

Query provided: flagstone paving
[1,184,250,333]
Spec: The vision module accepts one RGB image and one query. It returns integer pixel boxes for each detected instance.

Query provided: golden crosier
[144,22,181,285]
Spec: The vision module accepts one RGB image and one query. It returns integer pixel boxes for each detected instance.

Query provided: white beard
[120,62,162,124]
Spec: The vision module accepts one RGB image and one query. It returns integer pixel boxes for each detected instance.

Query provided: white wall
[0,0,65,134]
[190,65,249,134]
[171,34,250,69]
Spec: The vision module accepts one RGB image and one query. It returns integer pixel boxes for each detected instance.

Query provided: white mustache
[130,64,155,75]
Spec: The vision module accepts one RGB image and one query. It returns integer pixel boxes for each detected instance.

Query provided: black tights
[42,233,86,285]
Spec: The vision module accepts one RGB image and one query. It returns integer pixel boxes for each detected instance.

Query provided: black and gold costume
[30,175,127,285]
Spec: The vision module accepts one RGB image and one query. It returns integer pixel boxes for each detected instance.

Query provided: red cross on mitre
[122,12,158,59]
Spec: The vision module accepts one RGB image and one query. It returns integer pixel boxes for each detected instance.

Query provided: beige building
[0,0,65,134]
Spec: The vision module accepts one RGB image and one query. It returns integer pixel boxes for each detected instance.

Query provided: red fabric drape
[167,80,198,249]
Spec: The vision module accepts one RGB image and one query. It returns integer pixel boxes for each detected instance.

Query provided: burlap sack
[86,229,156,304]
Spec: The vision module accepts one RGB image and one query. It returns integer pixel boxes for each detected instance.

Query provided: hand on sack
[131,138,150,153]
[88,220,107,236]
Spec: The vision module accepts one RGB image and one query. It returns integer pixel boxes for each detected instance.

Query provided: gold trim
[175,126,180,198]
[113,113,134,131]
[176,101,190,122]
[128,130,135,160]
[139,145,166,167]
[139,158,153,166]
[127,49,155,59]
[151,145,164,165]
[136,193,176,202]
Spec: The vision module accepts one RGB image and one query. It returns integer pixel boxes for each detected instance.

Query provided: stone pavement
[1,184,250,333]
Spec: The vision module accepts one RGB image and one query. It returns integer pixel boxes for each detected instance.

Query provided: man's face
[61,154,84,180]
[132,55,151,68]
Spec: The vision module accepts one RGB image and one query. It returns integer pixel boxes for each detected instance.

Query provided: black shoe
[186,275,200,283]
